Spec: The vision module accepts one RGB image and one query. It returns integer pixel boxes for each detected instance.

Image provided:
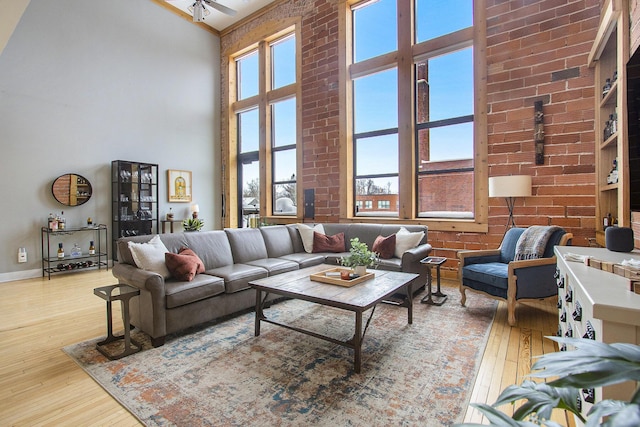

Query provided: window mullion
[258,41,272,217]
[397,0,414,219]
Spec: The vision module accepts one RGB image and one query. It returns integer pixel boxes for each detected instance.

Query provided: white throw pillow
[394,227,424,258]
[128,235,171,279]
[297,223,325,253]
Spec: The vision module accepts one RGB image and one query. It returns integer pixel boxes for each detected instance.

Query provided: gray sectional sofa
[112,223,431,346]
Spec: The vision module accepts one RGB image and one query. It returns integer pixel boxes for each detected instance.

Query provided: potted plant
[340,237,378,276]
[456,336,640,427]
[182,218,204,232]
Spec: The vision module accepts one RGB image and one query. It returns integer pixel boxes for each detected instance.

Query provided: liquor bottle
[71,243,81,258]
[602,78,611,98]
[609,114,616,134]
[57,243,64,259]
[89,240,95,255]
[48,213,56,231]
[58,211,66,230]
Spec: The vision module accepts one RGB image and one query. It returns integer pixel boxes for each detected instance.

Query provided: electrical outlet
[18,248,27,263]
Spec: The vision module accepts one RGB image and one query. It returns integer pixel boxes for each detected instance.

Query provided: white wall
[0,0,221,279]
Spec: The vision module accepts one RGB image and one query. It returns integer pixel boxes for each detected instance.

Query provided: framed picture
[167,170,192,202]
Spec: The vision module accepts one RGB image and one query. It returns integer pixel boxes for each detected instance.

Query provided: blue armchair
[458,227,572,326]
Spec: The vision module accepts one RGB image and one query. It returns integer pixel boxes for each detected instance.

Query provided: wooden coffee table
[249,264,418,373]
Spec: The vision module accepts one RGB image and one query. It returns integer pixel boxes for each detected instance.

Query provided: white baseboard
[0,269,42,283]
[0,262,114,283]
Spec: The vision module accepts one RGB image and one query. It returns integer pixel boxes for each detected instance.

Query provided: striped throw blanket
[514,226,563,260]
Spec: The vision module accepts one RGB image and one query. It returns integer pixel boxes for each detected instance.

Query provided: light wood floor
[0,270,572,426]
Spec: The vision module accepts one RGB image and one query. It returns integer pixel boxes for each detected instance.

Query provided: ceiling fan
[183,0,237,21]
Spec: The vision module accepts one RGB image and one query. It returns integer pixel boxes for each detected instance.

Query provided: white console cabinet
[554,246,640,424]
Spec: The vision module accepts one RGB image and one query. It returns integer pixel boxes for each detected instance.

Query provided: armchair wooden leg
[460,286,467,306]
[507,300,516,326]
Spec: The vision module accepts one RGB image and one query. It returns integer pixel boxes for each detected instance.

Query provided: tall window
[348,0,477,222]
[354,67,399,216]
[230,29,299,225]
[236,52,260,227]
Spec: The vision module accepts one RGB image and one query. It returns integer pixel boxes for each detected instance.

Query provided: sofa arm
[401,243,433,264]
[399,243,432,289]
[509,257,559,300]
[112,263,168,339]
[458,249,501,267]
[112,263,166,296]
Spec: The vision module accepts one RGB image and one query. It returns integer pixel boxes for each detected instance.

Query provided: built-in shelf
[589,0,629,237]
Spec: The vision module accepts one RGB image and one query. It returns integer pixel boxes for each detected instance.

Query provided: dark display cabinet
[111,160,158,260]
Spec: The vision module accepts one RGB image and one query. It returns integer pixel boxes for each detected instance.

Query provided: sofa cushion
[297,223,325,253]
[323,252,351,266]
[394,227,425,258]
[312,231,345,253]
[279,252,326,268]
[184,231,234,269]
[260,225,295,257]
[373,234,396,259]
[165,248,205,281]
[463,262,509,290]
[499,228,526,263]
[128,235,171,279]
[205,263,268,294]
[165,274,225,309]
[225,228,269,263]
[245,258,299,275]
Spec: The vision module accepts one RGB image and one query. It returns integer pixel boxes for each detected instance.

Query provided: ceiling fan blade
[202,0,237,16]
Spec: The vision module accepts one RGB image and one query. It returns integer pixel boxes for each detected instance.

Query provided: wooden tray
[309,267,375,287]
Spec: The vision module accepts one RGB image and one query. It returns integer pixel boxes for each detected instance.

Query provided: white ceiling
[165,0,276,32]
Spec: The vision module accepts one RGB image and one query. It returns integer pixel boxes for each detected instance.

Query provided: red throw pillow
[164,247,206,281]
[178,247,205,273]
[312,231,346,253]
[373,234,396,259]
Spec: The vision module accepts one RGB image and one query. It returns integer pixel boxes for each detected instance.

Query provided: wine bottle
[89,240,95,255]
[57,243,64,259]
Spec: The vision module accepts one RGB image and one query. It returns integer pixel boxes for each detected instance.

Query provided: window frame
[340,0,488,232]
[226,23,302,227]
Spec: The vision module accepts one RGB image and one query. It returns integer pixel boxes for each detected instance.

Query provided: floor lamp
[489,175,532,230]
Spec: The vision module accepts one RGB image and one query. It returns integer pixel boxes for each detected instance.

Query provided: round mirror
[52,174,92,206]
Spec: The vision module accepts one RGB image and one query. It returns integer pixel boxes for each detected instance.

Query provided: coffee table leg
[254,289,262,336]
[354,311,362,373]
[407,281,414,324]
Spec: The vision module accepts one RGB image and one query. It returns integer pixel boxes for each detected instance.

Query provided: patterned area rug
[64,292,496,426]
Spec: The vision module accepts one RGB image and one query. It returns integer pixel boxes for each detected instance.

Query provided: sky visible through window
[237,0,473,201]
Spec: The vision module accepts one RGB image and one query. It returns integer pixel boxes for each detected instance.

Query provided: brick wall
[221,0,601,276]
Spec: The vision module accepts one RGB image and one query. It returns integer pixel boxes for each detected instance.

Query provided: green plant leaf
[492,381,581,422]
[588,402,640,427]
[529,337,640,390]
[465,403,535,426]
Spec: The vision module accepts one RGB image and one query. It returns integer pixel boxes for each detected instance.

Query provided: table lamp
[488,175,532,229]
[191,204,199,219]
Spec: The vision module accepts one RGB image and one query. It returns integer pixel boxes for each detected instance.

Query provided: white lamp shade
[190,204,200,213]
[488,175,532,198]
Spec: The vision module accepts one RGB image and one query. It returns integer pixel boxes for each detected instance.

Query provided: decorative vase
[355,265,367,276]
